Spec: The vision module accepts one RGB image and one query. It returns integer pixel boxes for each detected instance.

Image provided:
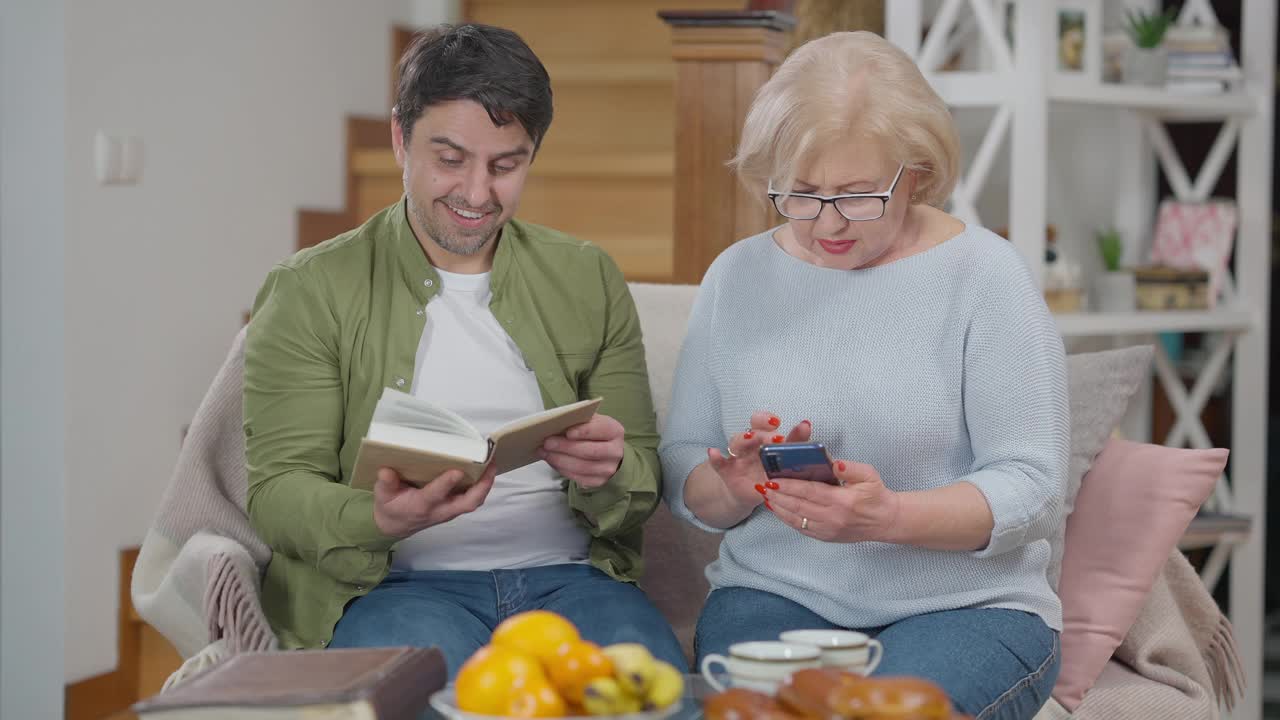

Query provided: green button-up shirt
[243,199,661,649]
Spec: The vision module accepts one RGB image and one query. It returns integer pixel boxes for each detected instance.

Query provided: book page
[372,389,483,441]
[490,397,602,439]
[365,422,489,464]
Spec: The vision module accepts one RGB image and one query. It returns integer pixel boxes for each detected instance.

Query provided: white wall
[1,0,69,715]
[60,0,446,682]
[959,1,1154,275]
[401,0,461,28]
[962,105,1143,274]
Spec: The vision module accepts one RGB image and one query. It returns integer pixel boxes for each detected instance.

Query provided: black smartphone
[759,442,841,485]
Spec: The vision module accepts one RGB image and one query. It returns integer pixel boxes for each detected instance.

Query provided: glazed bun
[704,687,800,720]
[707,672,961,720]
[776,668,863,717]
[828,676,953,719]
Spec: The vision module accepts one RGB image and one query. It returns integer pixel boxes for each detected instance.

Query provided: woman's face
[777,140,916,271]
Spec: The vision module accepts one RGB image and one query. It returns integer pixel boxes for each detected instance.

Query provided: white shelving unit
[887,2,1274,718]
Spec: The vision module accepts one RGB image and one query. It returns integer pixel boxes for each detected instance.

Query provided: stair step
[351,149,675,180]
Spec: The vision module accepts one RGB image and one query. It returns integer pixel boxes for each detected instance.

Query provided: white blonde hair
[730,31,960,208]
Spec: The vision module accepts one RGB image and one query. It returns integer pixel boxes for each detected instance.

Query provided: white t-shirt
[391,267,591,571]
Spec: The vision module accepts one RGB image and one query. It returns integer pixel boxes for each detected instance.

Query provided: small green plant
[1124,6,1179,49]
[1097,229,1124,272]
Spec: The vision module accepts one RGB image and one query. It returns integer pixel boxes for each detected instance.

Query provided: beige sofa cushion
[629,283,718,664]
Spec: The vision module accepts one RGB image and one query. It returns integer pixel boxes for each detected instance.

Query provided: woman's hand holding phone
[707,411,812,513]
[763,460,901,544]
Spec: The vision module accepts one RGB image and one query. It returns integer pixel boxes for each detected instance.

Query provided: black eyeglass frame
[766,163,906,222]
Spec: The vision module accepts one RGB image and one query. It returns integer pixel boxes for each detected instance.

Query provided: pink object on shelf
[1149,199,1237,307]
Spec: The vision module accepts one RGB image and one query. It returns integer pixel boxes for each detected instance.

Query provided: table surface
[111,675,718,720]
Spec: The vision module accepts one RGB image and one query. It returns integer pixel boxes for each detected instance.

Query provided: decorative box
[1134,266,1211,310]
[1149,199,1237,308]
[1045,288,1085,313]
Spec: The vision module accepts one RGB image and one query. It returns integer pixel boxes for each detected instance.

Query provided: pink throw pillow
[1052,438,1228,710]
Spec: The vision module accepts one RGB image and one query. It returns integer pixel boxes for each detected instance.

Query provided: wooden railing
[659,6,795,282]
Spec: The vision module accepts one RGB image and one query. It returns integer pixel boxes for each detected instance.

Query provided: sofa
[133,281,1240,718]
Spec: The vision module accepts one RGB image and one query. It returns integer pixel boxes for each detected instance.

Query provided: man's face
[392,100,535,261]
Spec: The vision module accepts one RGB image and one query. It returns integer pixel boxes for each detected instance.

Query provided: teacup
[779,629,883,675]
[700,641,823,693]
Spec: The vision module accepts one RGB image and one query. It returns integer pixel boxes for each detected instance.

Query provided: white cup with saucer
[778,629,883,675]
[700,641,823,693]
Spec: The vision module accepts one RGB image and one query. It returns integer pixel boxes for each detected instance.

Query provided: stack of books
[1164,26,1241,95]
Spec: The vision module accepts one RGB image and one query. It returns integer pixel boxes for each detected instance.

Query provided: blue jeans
[696,587,1059,720]
[330,563,687,677]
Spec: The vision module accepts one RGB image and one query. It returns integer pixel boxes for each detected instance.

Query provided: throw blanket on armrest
[1038,548,1243,719]
[131,327,277,658]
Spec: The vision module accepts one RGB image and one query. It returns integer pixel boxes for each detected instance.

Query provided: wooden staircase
[300,0,741,283]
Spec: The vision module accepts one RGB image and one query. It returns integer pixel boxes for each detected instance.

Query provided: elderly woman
[659,31,1069,719]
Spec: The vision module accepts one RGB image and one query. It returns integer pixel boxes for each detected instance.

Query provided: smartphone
[759,442,841,485]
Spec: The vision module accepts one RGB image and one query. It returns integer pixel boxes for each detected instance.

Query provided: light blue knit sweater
[658,226,1070,631]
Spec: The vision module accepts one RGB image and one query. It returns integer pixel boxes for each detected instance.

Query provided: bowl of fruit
[430,610,685,719]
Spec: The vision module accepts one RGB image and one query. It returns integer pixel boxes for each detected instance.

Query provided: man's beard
[407,192,502,257]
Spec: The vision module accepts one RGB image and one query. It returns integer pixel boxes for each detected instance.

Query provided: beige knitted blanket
[1038,548,1243,719]
[131,327,277,659]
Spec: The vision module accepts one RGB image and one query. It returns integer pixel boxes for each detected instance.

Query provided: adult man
[243,23,684,673]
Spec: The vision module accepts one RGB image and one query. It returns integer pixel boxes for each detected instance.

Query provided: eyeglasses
[767,163,905,222]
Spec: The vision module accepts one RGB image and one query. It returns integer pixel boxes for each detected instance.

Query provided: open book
[350,388,601,491]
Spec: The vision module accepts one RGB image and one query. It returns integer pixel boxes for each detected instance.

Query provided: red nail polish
[744,431,754,440]
[772,435,784,444]
[768,416,780,427]
[754,484,766,494]
[765,501,773,510]
[837,461,847,472]
[766,481,780,490]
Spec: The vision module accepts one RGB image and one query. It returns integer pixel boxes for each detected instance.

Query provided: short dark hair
[394,23,553,151]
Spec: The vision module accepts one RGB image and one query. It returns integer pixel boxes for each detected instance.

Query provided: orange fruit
[544,640,615,706]
[455,644,546,715]
[491,610,582,664]
[505,678,569,718]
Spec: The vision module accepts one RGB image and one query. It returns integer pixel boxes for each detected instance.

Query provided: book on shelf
[1166,64,1242,81]
[1187,511,1252,535]
[131,647,446,720]
[350,388,602,491]
[1167,51,1236,67]
[1164,24,1240,94]
[1165,79,1233,95]
[1164,25,1233,54]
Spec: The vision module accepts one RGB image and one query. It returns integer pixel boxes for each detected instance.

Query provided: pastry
[704,687,801,720]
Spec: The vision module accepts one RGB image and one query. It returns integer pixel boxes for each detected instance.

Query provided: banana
[642,661,685,710]
[616,692,644,714]
[602,643,657,696]
[580,676,626,716]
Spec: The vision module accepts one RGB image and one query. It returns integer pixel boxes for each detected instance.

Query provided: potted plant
[1093,228,1136,312]
[1123,6,1178,86]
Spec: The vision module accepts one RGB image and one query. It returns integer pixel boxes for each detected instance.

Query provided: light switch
[94,131,142,185]
[119,136,143,184]
[94,130,121,185]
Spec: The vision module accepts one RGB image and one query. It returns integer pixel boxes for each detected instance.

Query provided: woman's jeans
[330,563,687,677]
[696,587,1060,720]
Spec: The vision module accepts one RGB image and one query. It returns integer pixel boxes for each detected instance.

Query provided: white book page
[365,422,490,463]
[372,388,483,441]
[490,397,600,437]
